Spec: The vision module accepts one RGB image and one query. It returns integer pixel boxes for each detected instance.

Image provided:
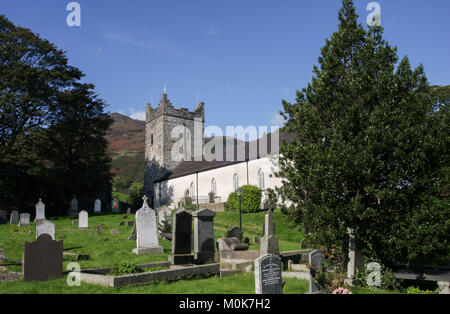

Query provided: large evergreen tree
[0,15,113,214]
[277,0,449,267]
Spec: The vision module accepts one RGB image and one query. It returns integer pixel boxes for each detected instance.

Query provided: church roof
[154,130,296,182]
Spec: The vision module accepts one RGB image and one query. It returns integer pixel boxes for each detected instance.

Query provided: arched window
[258,169,265,190]
[233,174,239,192]
[189,182,196,198]
[211,178,217,195]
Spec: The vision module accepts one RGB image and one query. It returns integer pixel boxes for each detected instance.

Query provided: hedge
[224,185,262,213]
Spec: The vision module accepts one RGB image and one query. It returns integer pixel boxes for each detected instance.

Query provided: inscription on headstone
[255,254,283,294]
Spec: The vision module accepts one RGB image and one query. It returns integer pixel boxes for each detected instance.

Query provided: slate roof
[155,130,295,182]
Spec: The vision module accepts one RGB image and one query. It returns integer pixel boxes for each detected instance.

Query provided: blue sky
[1,0,449,130]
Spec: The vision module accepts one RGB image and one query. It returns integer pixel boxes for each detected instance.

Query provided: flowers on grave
[332,287,352,294]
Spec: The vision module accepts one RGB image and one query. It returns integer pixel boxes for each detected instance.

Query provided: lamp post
[237,188,242,231]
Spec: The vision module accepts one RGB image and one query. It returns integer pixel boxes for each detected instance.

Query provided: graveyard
[0,206,397,294]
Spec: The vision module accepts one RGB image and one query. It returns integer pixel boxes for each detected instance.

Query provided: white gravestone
[132,196,163,255]
[35,198,46,222]
[94,199,101,213]
[36,220,55,240]
[18,213,31,226]
[78,210,88,229]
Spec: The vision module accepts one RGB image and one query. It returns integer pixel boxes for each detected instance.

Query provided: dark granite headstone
[226,226,243,241]
[308,249,325,294]
[255,254,283,294]
[169,209,194,265]
[0,210,7,224]
[23,234,63,282]
[193,208,216,264]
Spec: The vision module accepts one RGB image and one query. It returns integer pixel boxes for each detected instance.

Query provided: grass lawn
[0,209,399,294]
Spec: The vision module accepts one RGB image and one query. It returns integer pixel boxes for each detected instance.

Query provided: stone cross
[78,210,88,229]
[18,213,31,227]
[193,208,216,264]
[9,210,19,224]
[255,253,283,294]
[23,234,63,282]
[36,220,55,240]
[169,209,194,265]
[260,210,279,256]
[35,198,46,222]
[94,199,101,213]
[132,196,163,255]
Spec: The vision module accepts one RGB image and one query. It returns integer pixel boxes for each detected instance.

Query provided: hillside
[107,113,145,194]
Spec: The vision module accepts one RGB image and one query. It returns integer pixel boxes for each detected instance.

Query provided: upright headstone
[94,199,101,213]
[307,249,325,294]
[0,210,7,224]
[344,228,364,286]
[132,196,163,255]
[36,220,55,240]
[18,213,31,227]
[262,222,275,237]
[68,195,78,217]
[9,210,19,224]
[78,210,88,229]
[226,226,243,242]
[169,209,194,265]
[23,234,63,282]
[112,198,120,213]
[193,208,216,264]
[260,210,279,256]
[255,254,283,294]
[34,198,46,222]
[128,223,137,240]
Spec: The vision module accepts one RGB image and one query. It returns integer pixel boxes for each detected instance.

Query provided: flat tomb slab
[71,262,220,288]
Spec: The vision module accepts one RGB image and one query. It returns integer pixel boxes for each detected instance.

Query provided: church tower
[144,89,205,207]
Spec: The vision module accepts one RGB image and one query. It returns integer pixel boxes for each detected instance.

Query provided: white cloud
[128,107,146,121]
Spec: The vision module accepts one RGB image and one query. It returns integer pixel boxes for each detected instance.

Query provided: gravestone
[262,222,275,236]
[307,249,325,294]
[0,210,7,224]
[78,210,88,229]
[128,224,137,240]
[169,209,194,265]
[68,195,78,217]
[193,208,216,264]
[97,224,103,236]
[23,234,63,282]
[226,226,243,242]
[255,254,283,294]
[18,213,31,226]
[132,196,163,255]
[126,208,131,215]
[217,237,249,251]
[36,220,55,240]
[111,198,120,213]
[260,210,279,256]
[35,198,46,222]
[10,210,19,224]
[344,228,364,286]
[94,199,101,213]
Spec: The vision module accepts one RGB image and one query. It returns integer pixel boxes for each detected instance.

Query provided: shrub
[225,185,262,213]
[406,286,433,294]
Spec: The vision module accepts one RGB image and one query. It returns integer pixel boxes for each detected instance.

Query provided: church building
[144,91,292,210]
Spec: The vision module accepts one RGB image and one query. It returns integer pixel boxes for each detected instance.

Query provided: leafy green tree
[225,185,262,213]
[276,0,449,267]
[0,15,112,214]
